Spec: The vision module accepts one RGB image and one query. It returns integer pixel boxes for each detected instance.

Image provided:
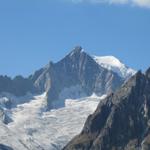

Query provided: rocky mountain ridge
[64,67,150,150]
[0,46,135,110]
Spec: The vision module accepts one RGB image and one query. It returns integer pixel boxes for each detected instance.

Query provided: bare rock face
[64,68,150,150]
[0,144,14,150]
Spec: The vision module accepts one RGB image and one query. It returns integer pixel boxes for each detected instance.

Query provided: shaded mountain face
[0,144,14,150]
[64,68,150,150]
[0,75,35,96]
[30,46,127,109]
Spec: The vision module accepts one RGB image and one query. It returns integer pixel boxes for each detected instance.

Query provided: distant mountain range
[0,46,135,110]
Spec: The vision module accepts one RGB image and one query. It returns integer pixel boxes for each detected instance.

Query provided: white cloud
[67,0,150,8]
[132,0,150,8]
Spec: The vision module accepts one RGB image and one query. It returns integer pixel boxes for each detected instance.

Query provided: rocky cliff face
[64,68,150,150]
[0,144,14,150]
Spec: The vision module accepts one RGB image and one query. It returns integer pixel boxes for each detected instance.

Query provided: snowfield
[93,55,136,79]
[0,93,106,150]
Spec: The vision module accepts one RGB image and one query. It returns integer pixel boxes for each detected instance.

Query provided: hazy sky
[0,0,150,77]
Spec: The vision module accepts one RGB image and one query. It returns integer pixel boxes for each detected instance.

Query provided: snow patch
[93,55,136,79]
[0,122,29,150]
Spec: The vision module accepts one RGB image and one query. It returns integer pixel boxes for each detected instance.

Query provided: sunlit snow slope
[93,56,136,79]
[4,93,105,150]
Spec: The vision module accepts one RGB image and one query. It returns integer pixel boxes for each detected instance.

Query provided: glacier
[0,93,106,150]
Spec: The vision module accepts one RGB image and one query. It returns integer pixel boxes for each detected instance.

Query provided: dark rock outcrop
[64,68,150,150]
[0,106,12,124]
[0,144,13,150]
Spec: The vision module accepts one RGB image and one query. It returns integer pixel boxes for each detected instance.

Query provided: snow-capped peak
[93,55,136,79]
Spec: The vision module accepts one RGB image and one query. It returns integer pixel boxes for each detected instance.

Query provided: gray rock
[64,67,150,150]
[0,106,12,124]
[0,144,13,150]
[31,46,124,109]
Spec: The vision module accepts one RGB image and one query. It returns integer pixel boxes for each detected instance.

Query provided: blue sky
[0,0,150,77]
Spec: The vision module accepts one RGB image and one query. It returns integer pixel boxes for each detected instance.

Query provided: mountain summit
[69,46,84,55]
[64,67,150,150]
[31,46,135,109]
[0,46,135,110]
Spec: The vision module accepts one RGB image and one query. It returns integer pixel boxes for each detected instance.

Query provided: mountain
[0,46,135,110]
[0,46,136,149]
[64,67,150,150]
[30,46,135,109]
